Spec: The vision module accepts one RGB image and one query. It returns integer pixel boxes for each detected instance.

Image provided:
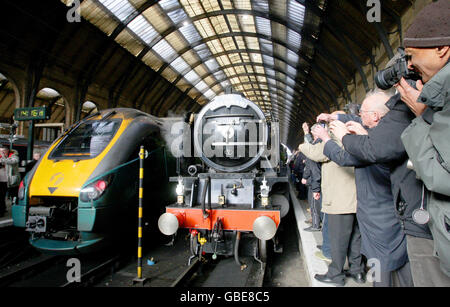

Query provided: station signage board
[14,106,49,121]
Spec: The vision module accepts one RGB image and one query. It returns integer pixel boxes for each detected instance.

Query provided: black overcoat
[323,113,409,272]
[341,95,432,239]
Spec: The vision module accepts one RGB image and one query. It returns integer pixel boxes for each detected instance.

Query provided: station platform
[289,182,371,287]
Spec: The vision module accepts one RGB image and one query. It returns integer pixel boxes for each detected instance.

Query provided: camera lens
[375,66,399,90]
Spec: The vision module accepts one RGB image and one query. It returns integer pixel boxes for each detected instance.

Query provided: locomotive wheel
[190,234,199,256]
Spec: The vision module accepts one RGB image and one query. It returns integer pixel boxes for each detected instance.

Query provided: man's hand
[329,120,350,141]
[316,113,337,123]
[345,121,368,135]
[313,192,321,200]
[311,125,331,143]
[395,78,427,117]
[302,122,310,134]
[301,178,307,185]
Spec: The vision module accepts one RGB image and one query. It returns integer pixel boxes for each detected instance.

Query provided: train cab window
[49,119,122,160]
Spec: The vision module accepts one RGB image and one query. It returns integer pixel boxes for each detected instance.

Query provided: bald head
[360,89,392,128]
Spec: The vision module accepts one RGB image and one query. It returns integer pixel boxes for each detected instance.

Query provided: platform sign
[14,106,49,121]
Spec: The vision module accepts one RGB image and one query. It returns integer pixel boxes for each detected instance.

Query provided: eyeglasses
[359,110,375,115]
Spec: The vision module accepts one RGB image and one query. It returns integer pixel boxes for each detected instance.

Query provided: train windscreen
[48,119,122,160]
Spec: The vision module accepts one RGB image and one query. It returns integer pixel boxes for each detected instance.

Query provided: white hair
[363,88,392,116]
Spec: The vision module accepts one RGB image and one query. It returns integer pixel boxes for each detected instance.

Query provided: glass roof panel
[184,69,201,84]
[98,0,136,22]
[210,15,230,35]
[287,65,297,78]
[128,14,161,44]
[287,0,306,29]
[179,23,203,44]
[226,15,240,33]
[286,49,299,63]
[255,17,271,37]
[287,29,302,51]
[262,55,274,66]
[152,38,178,63]
[252,0,269,12]
[234,0,252,10]
[195,80,209,93]
[171,56,191,75]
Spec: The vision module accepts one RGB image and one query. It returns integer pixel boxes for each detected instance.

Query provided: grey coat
[401,61,450,277]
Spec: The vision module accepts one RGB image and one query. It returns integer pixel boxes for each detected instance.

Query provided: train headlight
[260,177,270,207]
[175,177,185,205]
[80,174,114,202]
[18,180,25,200]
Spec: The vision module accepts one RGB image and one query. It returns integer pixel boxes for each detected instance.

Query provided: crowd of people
[289,0,449,287]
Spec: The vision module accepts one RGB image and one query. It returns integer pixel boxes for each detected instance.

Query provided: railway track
[0,252,132,287]
[0,226,40,271]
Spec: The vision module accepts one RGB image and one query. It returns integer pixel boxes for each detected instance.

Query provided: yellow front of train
[12,110,136,254]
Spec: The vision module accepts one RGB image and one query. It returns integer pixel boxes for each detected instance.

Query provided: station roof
[49,1,409,146]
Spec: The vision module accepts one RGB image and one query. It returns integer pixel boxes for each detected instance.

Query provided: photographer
[393,0,450,283]
[300,118,363,286]
[0,145,20,217]
[299,124,323,233]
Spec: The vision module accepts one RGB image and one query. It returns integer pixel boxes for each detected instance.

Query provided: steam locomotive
[158,94,289,266]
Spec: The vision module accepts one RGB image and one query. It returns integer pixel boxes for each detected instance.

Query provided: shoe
[314,251,332,263]
[303,226,321,232]
[314,273,345,287]
[316,245,322,250]
[344,271,366,284]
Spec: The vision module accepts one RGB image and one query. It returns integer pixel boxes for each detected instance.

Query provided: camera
[375,47,421,90]
[319,121,326,128]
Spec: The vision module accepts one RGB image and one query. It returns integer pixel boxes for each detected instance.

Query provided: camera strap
[412,183,430,225]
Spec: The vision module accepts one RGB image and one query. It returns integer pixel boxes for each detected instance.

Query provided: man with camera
[393,0,450,284]
[300,116,363,287]
[0,145,20,217]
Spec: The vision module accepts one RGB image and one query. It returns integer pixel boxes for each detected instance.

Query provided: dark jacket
[324,137,408,272]
[293,151,306,176]
[302,139,322,193]
[340,95,432,239]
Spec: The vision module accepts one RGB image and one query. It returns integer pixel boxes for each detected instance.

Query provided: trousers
[406,235,450,286]
[326,213,364,280]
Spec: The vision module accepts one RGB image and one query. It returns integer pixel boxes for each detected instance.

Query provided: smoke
[158,111,188,158]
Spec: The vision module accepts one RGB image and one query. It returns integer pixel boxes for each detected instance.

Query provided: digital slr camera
[375,47,421,90]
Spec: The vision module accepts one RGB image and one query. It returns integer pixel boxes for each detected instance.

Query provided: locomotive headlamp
[260,177,269,207]
[158,212,184,236]
[253,216,277,241]
[176,177,185,204]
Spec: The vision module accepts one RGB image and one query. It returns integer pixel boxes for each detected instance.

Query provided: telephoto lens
[375,47,420,90]
[375,65,401,90]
